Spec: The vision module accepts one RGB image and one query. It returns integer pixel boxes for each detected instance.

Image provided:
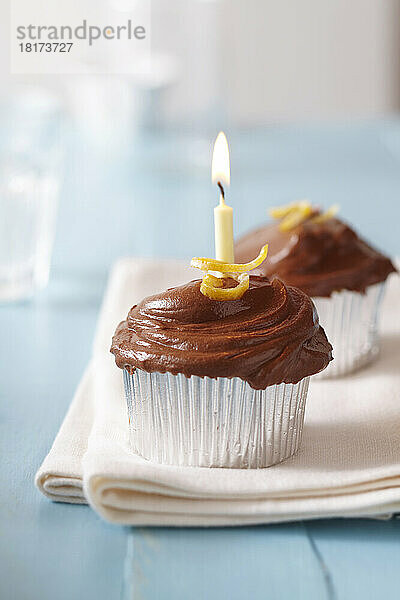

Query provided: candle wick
[217,181,225,201]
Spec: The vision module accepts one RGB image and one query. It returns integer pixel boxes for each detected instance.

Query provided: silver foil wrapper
[313,282,385,378]
[123,370,310,468]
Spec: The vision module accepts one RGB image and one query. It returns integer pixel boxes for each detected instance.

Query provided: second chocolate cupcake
[236,202,396,377]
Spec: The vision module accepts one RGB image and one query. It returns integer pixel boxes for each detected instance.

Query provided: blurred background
[1,0,400,299]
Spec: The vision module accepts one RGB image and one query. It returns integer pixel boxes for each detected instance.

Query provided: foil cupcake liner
[313,282,385,378]
[123,370,310,468]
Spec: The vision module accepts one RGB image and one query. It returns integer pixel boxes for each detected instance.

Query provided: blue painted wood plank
[0,273,126,600]
[306,519,400,600]
[125,524,330,600]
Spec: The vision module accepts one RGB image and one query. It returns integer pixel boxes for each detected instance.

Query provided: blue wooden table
[1,120,400,600]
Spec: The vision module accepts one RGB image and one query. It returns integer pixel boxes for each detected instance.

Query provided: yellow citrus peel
[191,244,268,274]
[269,200,310,220]
[311,204,339,224]
[270,200,312,232]
[191,244,268,301]
[270,200,339,231]
[200,273,250,301]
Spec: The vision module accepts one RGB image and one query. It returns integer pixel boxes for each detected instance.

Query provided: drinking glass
[0,158,59,301]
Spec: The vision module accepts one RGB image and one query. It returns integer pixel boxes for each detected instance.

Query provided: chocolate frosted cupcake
[111,271,332,468]
[236,202,396,377]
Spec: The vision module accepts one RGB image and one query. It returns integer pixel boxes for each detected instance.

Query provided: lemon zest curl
[270,200,312,231]
[200,273,250,301]
[191,244,268,301]
[270,200,339,231]
[311,204,339,223]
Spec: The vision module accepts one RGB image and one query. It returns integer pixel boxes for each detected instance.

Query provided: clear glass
[313,282,385,378]
[0,159,59,301]
[123,370,310,468]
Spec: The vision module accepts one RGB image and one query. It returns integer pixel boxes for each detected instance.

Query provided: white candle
[212,132,234,263]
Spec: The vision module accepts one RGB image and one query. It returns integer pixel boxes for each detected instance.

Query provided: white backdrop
[1,0,400,126]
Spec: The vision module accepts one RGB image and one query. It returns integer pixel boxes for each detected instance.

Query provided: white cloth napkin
[36,258,400,526]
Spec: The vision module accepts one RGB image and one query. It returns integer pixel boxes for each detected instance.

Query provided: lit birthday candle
[190,132,268,301]
[212,132,234,263]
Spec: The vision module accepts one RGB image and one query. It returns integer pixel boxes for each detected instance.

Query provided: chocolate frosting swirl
[235,217,396,297]
[111,276,332,389]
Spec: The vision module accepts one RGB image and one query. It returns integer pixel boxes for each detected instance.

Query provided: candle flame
[212,131,230,187]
